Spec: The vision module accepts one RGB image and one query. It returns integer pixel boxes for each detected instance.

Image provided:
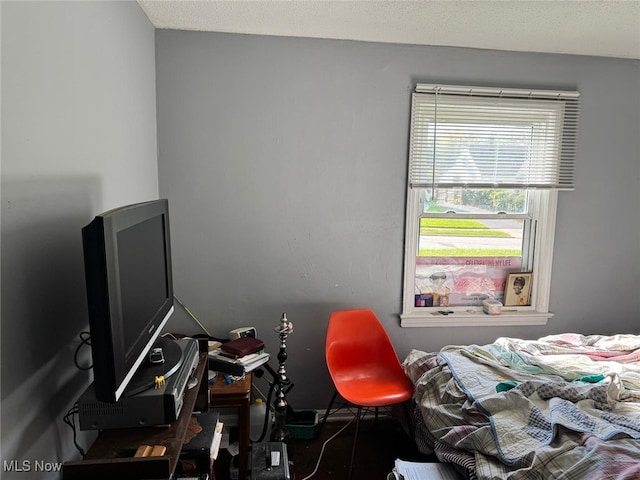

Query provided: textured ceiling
[138,0,640,59]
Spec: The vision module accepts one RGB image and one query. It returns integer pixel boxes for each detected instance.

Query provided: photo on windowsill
[504,272,532,306]
[414,257,522,307]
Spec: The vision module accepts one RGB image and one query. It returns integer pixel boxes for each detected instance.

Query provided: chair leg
[321,388,339,432]
[348,406,362,480]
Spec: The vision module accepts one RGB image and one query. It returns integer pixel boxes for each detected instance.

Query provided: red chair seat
[333,371,413,407]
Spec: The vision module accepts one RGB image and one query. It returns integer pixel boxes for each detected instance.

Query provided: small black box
[247,442,290,480]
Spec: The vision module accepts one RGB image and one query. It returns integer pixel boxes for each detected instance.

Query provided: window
[402,84,580,327]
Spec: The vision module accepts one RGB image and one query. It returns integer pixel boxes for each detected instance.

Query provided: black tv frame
[82,199,174,402]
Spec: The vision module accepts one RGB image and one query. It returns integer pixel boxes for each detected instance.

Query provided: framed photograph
[504,272,532,306]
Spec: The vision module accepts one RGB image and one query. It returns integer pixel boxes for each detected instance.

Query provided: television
[82,199,175,402]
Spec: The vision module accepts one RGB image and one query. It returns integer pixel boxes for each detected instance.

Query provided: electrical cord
[74,331,92,370]
[63,404,85,458]
[299,414,356,480]
[173,295,213,337]
[250,379,274,443]
[66,332,91,459]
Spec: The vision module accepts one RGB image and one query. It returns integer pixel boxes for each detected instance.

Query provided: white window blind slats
[409,85,580,190]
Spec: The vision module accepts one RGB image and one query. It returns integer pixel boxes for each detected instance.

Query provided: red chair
[323,309,414,479]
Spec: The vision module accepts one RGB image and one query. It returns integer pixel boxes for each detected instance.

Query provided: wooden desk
[209,373,251,480]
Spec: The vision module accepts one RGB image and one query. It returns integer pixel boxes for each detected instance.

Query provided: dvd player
[78,338,200,430]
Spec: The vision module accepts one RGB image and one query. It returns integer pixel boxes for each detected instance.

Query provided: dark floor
[213,413,433,480]
[285,416,433,480]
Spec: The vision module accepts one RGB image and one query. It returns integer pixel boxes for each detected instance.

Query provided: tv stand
[63,347,209,479]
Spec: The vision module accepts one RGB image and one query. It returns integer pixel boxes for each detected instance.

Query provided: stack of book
[208,337,270,376]
[388,459,464,480]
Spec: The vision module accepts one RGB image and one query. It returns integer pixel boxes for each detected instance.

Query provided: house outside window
[401,84,580,327]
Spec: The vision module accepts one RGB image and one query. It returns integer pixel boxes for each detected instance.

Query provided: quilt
[404,334,640,479]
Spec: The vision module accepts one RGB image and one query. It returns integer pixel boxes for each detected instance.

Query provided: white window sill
[400,309,553,327]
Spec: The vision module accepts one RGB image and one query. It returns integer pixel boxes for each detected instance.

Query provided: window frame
[400,83,578,327]
[401,188,557,327]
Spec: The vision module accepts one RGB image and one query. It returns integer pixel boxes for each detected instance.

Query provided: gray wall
[1,2,638,474]
[156,30,640,408]
[1,1,157,476]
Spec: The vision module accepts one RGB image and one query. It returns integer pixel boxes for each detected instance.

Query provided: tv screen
[82,199,174,402]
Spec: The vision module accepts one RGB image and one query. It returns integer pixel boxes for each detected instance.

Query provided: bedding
[403,334,640,479]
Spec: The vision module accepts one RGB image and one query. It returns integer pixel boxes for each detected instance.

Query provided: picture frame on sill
[504,272,532,306]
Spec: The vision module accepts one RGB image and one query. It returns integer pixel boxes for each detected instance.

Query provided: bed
[402,334,640,479]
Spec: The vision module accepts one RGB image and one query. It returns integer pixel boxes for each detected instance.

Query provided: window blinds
[408,84,580,190]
